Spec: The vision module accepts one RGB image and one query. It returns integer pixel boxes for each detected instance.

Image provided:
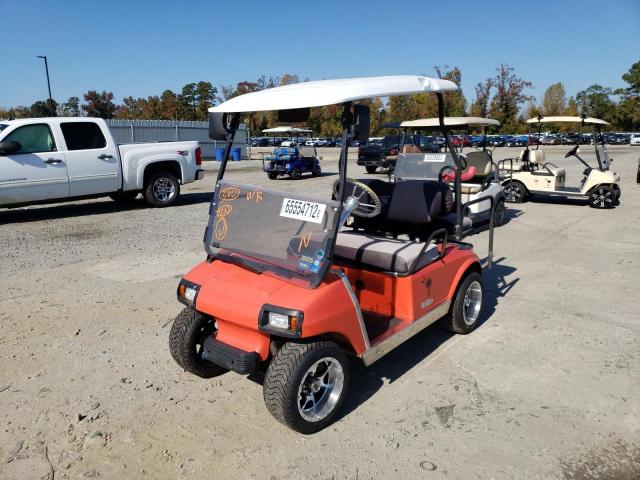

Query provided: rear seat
[460,151,492,194]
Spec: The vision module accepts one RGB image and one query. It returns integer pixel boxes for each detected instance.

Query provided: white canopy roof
[262,126,312,133]
[399,116,500,128]
[209,75,458,113]
[527,116,609,125]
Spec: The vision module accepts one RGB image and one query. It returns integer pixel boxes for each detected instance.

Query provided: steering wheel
[332,178,382,218]
[565,145,579,158]
[439,165,457,184]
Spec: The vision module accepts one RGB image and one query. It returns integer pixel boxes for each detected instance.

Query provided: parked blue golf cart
[263,144,321,180]
[261,126,321,180]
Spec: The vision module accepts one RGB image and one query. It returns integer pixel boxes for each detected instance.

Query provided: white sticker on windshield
[423,154,447,162]
[280,198,326,224]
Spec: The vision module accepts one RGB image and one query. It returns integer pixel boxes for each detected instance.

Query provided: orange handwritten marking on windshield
[219,186,240,201]
[297,233,312,253]
[215,217,228,241]
[216,204,233,216]
[247,191,263,203]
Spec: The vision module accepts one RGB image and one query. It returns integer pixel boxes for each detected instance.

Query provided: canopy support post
[215,113,241,184]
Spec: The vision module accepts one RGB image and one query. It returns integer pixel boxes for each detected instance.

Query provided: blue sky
[1,0,638,108]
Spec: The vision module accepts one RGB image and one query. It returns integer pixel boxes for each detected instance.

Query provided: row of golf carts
[168,76,623,434]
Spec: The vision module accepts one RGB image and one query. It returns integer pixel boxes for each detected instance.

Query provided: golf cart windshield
[205,181,339,288]
[394,152,455,180]
[206,75,459,287]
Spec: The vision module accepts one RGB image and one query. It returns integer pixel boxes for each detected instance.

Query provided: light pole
[36,55,55,116]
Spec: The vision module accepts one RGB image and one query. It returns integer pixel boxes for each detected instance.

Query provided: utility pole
[37,55,55,116]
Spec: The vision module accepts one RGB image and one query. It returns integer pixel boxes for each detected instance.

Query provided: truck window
[4,124,56,153]
[60,122,107,150]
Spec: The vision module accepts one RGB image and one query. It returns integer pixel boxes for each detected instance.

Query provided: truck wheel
[493,199,506,226]
[439,272,484,334]
[144,172,180,207]
[263,341,350,434]
[169,308,228,378]
[291,168,302,180]
[365,166,377,174]
[504,181,527,203]
[109,191,139,203]
[589,185,615,209]
[267,172,278,180]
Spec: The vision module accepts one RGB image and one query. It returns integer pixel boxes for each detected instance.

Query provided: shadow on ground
[0,192,213,224]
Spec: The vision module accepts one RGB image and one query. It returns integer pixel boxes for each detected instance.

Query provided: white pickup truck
[0,117,204,208]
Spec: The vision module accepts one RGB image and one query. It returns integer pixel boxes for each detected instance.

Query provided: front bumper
[201,336,258,374]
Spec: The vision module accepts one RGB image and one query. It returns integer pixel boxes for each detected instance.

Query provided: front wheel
[504,181,527,203]
[365,165,377,174]
[144,172,180,207]
[263,341,350,434]
[291,168,302,180]
[589,185,615,209]
[169,308,228,378]
[267,172,278,180]
[312,165,321,177]
[439,272,484,334]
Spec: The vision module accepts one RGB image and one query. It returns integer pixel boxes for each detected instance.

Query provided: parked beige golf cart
[388,117,506,234]
[500,116,621,208]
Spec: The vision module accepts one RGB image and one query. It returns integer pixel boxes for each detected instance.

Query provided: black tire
[109,191,139,203]
[365,165,377,174]
[439,272,484,334]
[144,171,180,207]
[312,165,321,177]
[267,172,278,180]
[291,168,302,180]
[169,308,228,378]
[588,185,615,209]
[263,341,350,434]
[493,199,506,226]
[504,181,527,203]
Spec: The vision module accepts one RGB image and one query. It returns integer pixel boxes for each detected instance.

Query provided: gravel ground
[0,146,639,479]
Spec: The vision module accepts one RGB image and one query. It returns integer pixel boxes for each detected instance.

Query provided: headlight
[259,305,303,337]
[177,279,200,307]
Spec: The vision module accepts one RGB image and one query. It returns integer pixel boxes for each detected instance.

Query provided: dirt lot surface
[1,146,639,479]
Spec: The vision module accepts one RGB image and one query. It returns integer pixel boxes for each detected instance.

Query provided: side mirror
[0,140,21,156]
[208,112,229,141]
[353,104,370,142]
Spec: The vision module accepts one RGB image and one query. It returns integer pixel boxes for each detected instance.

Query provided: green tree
[488,64,534,132]
[177,83,198,120]
[195,81,218,120]
[30,99,58,117]
[469,79,493,118]
[541,82,566,116]
[59,96,80,116]
[613,60,640,130]
[82,90,116,118]
[160,90,178,120]
[575,85,615,121]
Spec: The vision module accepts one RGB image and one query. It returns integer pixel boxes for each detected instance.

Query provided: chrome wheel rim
[506,184,521,202]
[297,357,344,422]
[153,177,176,202]
[463,280,482,326]
[591,188,613,208]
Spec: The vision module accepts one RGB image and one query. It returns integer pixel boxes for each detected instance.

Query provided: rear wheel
[365,165,377,174]
[589,185,615,209]
[144,171,180,207]
[169,308,228,378]
[263,341,350,434]
[291,168,302,180]
[504,181,527,203]
[439,272,484,334]
[493,199,506,226]
[267,172,278,180]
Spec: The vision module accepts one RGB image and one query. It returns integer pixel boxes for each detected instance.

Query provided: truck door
[0,123,69,204]
[59,121,120,196]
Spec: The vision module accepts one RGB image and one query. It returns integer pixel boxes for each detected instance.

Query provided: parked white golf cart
[389,117,507,234]
[500,116,621,209]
